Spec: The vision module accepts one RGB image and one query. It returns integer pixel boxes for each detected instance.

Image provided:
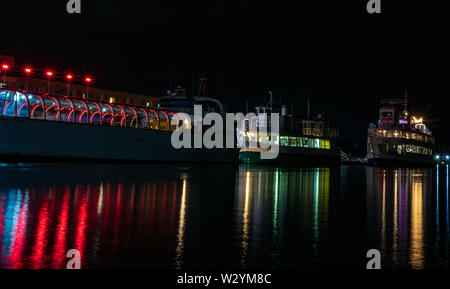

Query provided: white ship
[0,87,238,163]
[366,97,434,166]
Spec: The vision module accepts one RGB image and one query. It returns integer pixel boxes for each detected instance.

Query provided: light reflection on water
[0,163,448,269]
[365,166,449,269]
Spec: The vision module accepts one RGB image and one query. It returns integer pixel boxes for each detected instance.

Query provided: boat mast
[404,89,408,112]
[307,96,310,120]
[197,75,207,97]
[268,91,273,109]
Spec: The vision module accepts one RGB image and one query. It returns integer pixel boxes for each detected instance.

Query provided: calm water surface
[0,163,448,269]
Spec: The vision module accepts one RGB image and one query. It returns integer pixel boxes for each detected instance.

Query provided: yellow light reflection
[410,174,424,269]
[97,182,104,216]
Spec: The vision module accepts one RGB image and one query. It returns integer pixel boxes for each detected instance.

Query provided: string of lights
[1,62,93,85]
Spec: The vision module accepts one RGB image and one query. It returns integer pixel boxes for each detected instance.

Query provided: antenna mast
[197,75,207,97]
[307,96,310,120]
[404,89,408,112]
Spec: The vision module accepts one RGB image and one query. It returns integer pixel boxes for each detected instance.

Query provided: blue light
[435,155,440,160]
[446,155,449,160]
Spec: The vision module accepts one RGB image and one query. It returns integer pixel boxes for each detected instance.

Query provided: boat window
[1,90,17,117]
[59,98,74,122]
[87,101,102,125]
[126,107,138,128]
[72,99,89,124]
[168,112,178,131]
[280,136,289,146]
[158,111,170,131]
[44,96,60,121]
[1,89,181,132]
[28,93,45,119]
[137,109,148,129]
[158,99,195,109]
[111,105,126,126]
[289,136,296,147]
[0,90,7,115]
[14,92,29,117]
[100,103,114,125]
[147,109,159,130]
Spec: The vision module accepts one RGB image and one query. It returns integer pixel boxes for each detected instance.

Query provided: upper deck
[0,88,187,132]
[368,127,434,145]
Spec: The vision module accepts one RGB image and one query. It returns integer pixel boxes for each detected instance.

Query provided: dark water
[0,163,448,269]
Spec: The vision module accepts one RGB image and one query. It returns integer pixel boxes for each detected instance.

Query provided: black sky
[2,0,450,147]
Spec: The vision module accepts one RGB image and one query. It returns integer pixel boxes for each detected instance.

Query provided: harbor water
[0,163,448,269]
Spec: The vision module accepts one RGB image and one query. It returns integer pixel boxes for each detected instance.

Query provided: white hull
[366,132,433,165]
[0,116,238,163]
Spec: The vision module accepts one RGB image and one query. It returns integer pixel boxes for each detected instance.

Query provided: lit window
[314,138,320,148]
[303,138,308,147]
[289,137,296,147]
[406,145,411,153]
[109,97,115,103]
[280,136,289,146]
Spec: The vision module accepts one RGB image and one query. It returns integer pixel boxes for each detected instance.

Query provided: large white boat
[0,88,238,163]
[366,97,434,166]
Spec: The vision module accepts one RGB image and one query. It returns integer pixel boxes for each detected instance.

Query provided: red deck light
[2,64,9,83]
[84,77,92,98]
[24,68,32,90]
[46,71,53,94]
[66,74,73,96]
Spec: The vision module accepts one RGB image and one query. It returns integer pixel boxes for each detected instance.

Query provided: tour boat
[238,93,340,165]
[366,97,434,166]
[0,88,238,163]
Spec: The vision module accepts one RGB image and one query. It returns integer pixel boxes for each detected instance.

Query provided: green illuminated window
[302,138,308,147]
[289,136,297,147]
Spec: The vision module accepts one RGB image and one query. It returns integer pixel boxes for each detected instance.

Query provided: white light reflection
[175,179,187,269]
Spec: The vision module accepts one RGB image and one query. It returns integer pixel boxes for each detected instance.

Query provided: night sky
[2,0,450,149]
